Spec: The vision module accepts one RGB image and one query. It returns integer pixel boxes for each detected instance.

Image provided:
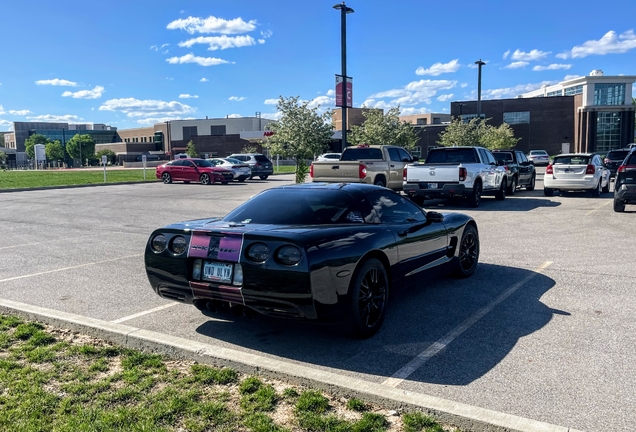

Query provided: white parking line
[0,254,143,284]
[382,261,553,388]
[0,232,144,251]
[111,303,179,323]
[585,200,611,216]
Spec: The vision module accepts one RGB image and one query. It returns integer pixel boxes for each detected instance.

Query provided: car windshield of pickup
[426,148,478,164]
[340,148,383,160]
[493,152,514,162]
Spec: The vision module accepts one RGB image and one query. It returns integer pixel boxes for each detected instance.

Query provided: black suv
[228,153,274,180]
[491,150,536,194]
[613,149,636,212]
[604,149,630,179]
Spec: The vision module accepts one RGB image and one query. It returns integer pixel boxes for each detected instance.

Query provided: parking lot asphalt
[1,170,635,431]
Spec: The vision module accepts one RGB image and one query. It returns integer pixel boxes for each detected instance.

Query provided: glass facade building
[31,129,120,145]
[593,83,626,106]
[595,112,622,152]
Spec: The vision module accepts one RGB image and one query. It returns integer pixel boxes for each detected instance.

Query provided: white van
[175,153,189,159]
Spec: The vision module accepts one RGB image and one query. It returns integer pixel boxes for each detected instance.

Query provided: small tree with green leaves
[186,140,199,158]
[480,123,520,150]
[96,149,117,165]
[437,117,519,150]
[24,134,51,159]
[45,140,65,162]
[348,106,418,151]
[65,134,96,164]
[241,142,260,154]
[0,150,6,165]
[264,96,334,183]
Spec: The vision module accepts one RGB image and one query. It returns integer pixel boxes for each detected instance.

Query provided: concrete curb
[0,298,583,432]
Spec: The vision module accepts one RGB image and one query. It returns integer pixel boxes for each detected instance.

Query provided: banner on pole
[335,75,353,108]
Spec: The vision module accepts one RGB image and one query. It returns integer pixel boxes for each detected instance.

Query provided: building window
[596,112,621,152]
[183,126,198,140]
[433,117,441,124]
[460,114,485,123]
[593,83,626,106]
[416,118,427,125]
[211,125,226,136]
[503,112,530,124]
[564,85,583,96]
[547,90,563,97]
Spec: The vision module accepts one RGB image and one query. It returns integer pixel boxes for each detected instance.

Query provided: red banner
[335,75,353,108]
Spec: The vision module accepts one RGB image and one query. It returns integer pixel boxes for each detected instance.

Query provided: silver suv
[228,153,273,180]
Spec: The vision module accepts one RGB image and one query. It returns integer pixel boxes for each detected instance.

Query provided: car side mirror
[426,211,444,223]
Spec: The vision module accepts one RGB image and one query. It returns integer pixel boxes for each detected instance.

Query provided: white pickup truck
[403,146,509,207]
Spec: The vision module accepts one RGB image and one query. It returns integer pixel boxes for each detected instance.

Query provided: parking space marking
[0,254,143,284]
[111,303,179,323]
[0,232,143,251]
[585,200,611,216]
[382,260,553,388]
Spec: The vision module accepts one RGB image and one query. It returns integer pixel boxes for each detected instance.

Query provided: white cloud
[99,98,197,119]
[260,112,283,121]
[557,30,636,59]
[227,114,242,118]
[229,96,245,101]
[35,78,78,87]
[415,59,460,76]
[62,86,105,99]
[136,117,191,125]
[0,105,4,115]
[367,79,456,109]
[437,94,454,102]
[258,39,265,44]
[9,110,31,115]
[27,114,83,122]
[0,119,12,128]
[264,98,278,105]
[166,53,232,66]
[511,49,550,61]
[481,80,558,99]
[178,35,257,50]
[167,16,257,35]
[563,74,582,81]
[504,61,529,69]
[307,95,334,109]
[179,94,199,99]
[200,78,209,82]
[261,30,273,39]
[399,107,431,116]
[532,64,572,71]
[503,50,511,59]
[326,89,335,96]
[460,83,468,88]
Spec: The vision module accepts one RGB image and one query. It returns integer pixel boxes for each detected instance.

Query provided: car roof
[554,153,594,157]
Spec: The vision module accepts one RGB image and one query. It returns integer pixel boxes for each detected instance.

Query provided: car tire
[221,181,229,185]
[345,258,389,338]
[453,224,479,278]
[373,177,386,187]
[614,198,625,212]
[507,176,517,196]
[544,187,553,197]
[184,181,191,184]
[590,180,601,197]
[249,175,254,180]
[238,177,246,182]
[162,173,172,184]
[495,179,507,200]
[199,173,211,185]
[259,175,269,180]
[602,180,610,194]
[467,181,482,208]
[526,174,536,191]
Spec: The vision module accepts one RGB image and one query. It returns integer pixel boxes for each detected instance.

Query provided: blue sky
[1,0,635,131]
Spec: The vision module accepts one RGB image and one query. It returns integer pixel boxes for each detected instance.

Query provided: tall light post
[333,1,354,151]
[475,59,486,121]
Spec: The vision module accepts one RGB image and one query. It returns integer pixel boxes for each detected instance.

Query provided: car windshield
[340,148,383,160]
[254,155,270,162]
[607,150,629,160]
[225,158,242,164]
[493,153,513,162]
[223,188,356,225]
[553,156,590,165]
[426,148,478,164]
[530,150,548,156]
[192,159,214,168]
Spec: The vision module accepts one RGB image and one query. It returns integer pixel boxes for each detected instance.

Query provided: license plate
[428,183,438,189]
[202,261,233,283]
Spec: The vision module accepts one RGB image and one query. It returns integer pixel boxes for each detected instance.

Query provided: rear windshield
[254,155,270,162]
[552,156,590,165]
[426,148,478,164]
[493,152,513,162]
[626,153,636,165]
[340,148,383,160]
[225,158,242,164]
[530,150,548,155]
[607,150,629,160]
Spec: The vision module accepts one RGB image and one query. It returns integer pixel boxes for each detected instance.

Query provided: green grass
[0,169,157,190]
[0,314,456,432]
[273,165,296,174]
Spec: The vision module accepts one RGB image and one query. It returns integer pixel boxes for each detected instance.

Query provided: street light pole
[334,2,354,152]
[475,59,486,121]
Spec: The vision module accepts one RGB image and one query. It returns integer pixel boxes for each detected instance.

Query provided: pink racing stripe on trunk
[218,235,242,262]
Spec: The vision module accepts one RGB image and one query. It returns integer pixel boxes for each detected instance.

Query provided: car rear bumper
[403,182,467,198]
[544,176,598,190]
[614,184,636,202]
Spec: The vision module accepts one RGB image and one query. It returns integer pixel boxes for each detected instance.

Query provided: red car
[156,158,234,185]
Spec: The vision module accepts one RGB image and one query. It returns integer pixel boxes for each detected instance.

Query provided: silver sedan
[207,158,252,182]
[543,153,610,197]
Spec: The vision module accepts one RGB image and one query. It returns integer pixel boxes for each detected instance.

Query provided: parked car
[208,157,251,182]
[156,158,234,185]
[136,154,161,162]
[403,146,508,207]
[315,153,341,162]
[543,153,610,197]
[228,154,274,180]
[492,149,537,193]
[613,148,636,212]
[527,150,550,166]
[144,183,479,337]
[604,149,631,178]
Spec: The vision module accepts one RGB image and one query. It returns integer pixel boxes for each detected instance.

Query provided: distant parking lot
[1,171,635,431]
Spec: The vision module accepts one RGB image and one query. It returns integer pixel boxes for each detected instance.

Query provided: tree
[96,149,117,165]
[348,107,418,150]
[241,142,260,154]
[480,123,520,150]
[437,117,519,150]
[65,134,95,164]
[0,151,6,165]
[45,140,65,161]
[186,140,199,157]
[24,134,51,159]
[264,96,334,183]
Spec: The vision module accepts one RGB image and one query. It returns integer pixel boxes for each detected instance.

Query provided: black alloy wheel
[238,177,246,182]
[259,175,269,180]
[346,258,389,338]
[200,173,211,185]
[591,180,601,197]
[373,177,386,187]
[468,181,482,207]
[527,174,536,191]
[544,187,553,197]
[495,179,507,200]
[602,179,610,193]
[454,224,479,278]
[162,173,172,184]
[507,176,517,196]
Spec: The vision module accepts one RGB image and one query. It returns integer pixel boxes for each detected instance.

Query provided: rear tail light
[459,167,467,181]
[546,164,553,174]
[310,163,314,178]
[585,164,595,175]
[359,164,367,179]
[617,165,626,174]
[403,167,407,181]
[618,165,636,173]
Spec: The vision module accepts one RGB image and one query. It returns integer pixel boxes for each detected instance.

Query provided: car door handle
[390,164,395,168]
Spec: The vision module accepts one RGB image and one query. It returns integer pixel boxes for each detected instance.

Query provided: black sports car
[145,183,479,337]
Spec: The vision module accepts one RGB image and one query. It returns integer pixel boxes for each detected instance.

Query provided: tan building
[399,113,450,125]
[332,108,381,130]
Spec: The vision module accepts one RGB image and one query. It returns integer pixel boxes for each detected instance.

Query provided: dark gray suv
[228,153,274,180]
